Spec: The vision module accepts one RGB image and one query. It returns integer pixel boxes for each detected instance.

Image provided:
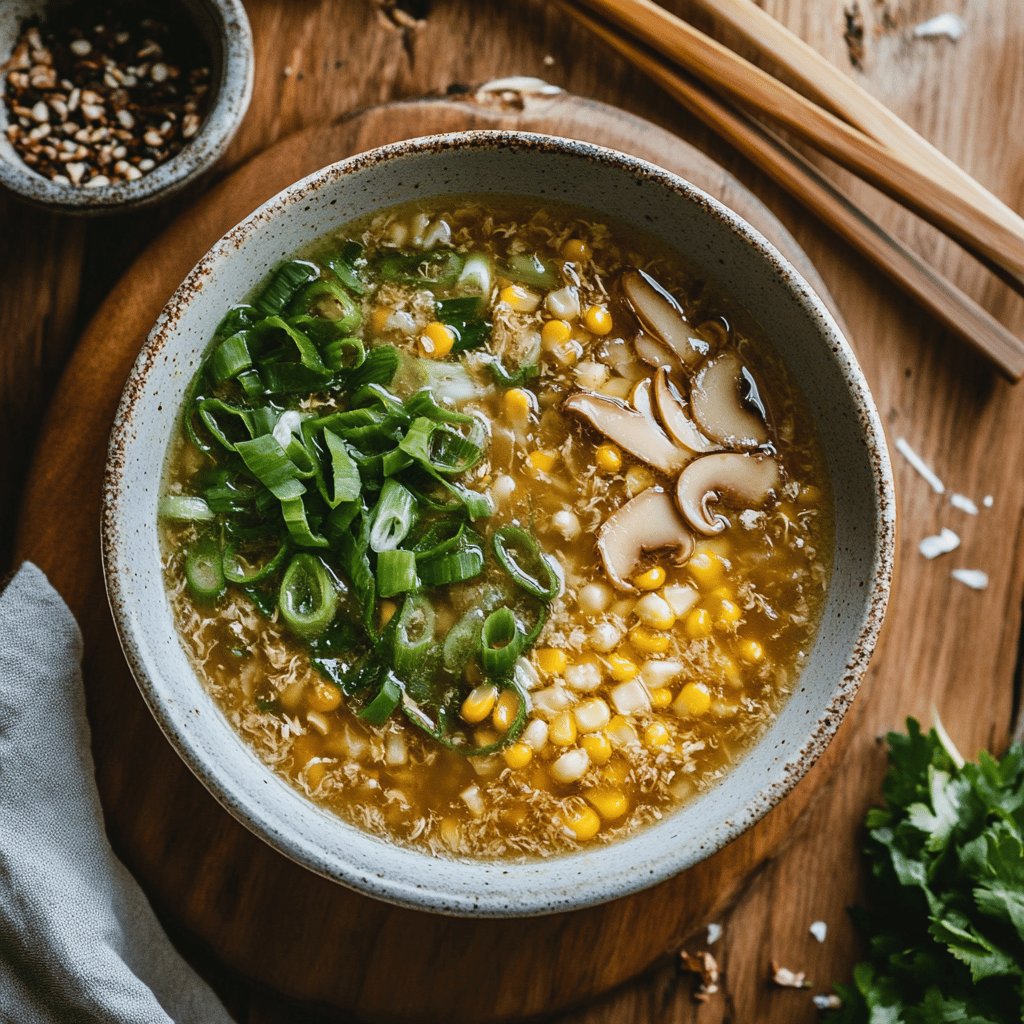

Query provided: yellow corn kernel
[684,608,713,639]
[585,788,628,821]
[631,626,671,654]
[548,339,582,367]
[503,387,532,421]
[307,681,342,713]
[606,715,639,748]
[461,683,498,724]
[503,742,533,769]
[650,686,673,709]
[644,722,672,747]
[634,592,676,630]
[561,238,592,262]
[499,284,540,313]
[607,653,639,682]
[715,598,742,629]
[564,805,601,841]
[541,318,572,346]
[581,731,612,765]
[549,711,578,747]
[378,599,398,628]
[739,638,765,665]
[418,320,455,359]
[305,761,326,788]
[584,304,613,336]
[527,449,558,474]
[536,647,568,675]
[633,565,666,591]
[676,681,712,716]
[596,443,623,474]
[370,305,391,334]
[603,757,630,784]
[688,551,725,589]
[492,689,520,732]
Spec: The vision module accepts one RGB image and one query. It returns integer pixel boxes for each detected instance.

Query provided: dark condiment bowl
[0,0,253,214]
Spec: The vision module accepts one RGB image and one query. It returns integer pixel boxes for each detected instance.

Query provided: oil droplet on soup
[160,200,832,859]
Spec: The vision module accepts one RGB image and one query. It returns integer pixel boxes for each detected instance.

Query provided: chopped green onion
[399,417,484,477]
[185,533,225,601]
[234,434,307,501]
[359,675,402,725]
[208,332,253,383]
[195,398,254,451]
[322,337,365,372]
[492,525,561,601]
[411,519,466,561]
[442,606,485,674]
[278,553,338,639]
[325,240,367,295]
[159,495,215,522]
[346,345,399,389]
[456,252,491,295]
[392,593,436,676]
[280,495,330,549]
[374,249,465,289]
[502,252,558,288]
[417,545,484,587]
[480,607,525,678]
[490,358,540,388]
[213,304,259,342]
[376,548,418,598]
[254,260,319,316]
[368,479,417,552]
[287,279,361,332]
[252,316,329,375]
[223,538,289,583]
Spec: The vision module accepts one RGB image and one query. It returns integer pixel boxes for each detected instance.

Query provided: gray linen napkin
[0,563,234,1024]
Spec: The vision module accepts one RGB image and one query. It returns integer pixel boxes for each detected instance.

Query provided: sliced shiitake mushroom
[563,390,690,475]
[653,367,717,455]
[598,486,695,590]
[690,351,770,449]
[674,452,782,535]
[620,269,710,370]
[633,330,684,374]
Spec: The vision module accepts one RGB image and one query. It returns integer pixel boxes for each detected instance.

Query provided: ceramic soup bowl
[102,131,895,917]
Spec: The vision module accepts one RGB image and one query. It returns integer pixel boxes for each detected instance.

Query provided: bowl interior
[103,132,894,917]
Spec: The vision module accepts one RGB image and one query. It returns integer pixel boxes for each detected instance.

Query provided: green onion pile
[161,242,560,754]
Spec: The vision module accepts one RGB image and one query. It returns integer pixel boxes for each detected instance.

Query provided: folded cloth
[0,563,234,1024]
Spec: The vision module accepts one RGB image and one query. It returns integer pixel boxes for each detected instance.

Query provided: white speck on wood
[983,495,994,508]
[919,528,960,560]
[813,994,843,1010]
[952,568,988,591]
[706,922,722,945]
[809,920,828,943]
[913,12,967,41]
[949,493,978,515]
[895,437,945,494]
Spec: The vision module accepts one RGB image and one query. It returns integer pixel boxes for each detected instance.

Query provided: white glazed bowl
[102,131,895,917]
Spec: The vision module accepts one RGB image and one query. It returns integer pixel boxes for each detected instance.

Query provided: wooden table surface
[4,2,1024,1021]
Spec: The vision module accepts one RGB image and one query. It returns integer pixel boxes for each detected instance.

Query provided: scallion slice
[376,548,418,598]
[325,240,367,295]
[359,675,402,725]
[278,553,338,639]
[208,332,253,383]
[159,495,215,522]
[368,479,417,552]
[492,525,561,601]
[223,538,289,584]
[234,434,307,501]
[185,533,225,601]
[417,547,484,587]
[346,345,399,389]
[254,260,320,316]
[287,279,361,332]
[480,607,525,678]
[392,593,436,676]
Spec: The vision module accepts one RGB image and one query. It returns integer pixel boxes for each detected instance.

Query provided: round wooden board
[15,88,847,1022]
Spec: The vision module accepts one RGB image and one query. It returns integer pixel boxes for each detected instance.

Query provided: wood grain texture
[13,90,843,1022]
[4,0,1024,1020]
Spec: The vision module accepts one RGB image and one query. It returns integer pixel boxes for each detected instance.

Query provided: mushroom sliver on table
[158,199,833,858]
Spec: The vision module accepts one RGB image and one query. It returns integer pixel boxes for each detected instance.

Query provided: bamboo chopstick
[569,0,1024,295]
[557,0,1024,380]
[686,0,1020,228]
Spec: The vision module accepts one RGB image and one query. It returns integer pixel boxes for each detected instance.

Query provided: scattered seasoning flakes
[809,920,828,943]
[679,949,720,1003]
[919,528,960,560]
[913,12,967,41]
[772,962,811,988]
[949,492,978,515]
[843,3,866,68]
[706,921,723,945]
[895,437,945,494]
[1,4,211,187]
[951,568,988,591]
[813,993,843,1010]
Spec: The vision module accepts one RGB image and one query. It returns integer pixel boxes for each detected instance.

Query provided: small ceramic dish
[102,131,895,917]
[0,0,253,213]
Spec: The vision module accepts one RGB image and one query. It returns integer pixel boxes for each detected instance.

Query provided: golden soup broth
[161,199,832,857]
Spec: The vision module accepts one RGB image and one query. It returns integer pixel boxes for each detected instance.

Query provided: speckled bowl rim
[102,130,895,917]
[0,0,253,213]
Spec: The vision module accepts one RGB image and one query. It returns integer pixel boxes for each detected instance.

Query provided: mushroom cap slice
[563,390,690,475]
[621,269,711,369]
[598,487,695,590]
[690,351,770,449]
[653,367,718,455]
[675,452,782,535]
[633,330,684,374]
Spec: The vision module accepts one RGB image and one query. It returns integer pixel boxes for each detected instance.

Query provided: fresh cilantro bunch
[835,719,1024,1023]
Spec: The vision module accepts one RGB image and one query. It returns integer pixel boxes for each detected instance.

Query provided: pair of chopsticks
[555,0,1024,381]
